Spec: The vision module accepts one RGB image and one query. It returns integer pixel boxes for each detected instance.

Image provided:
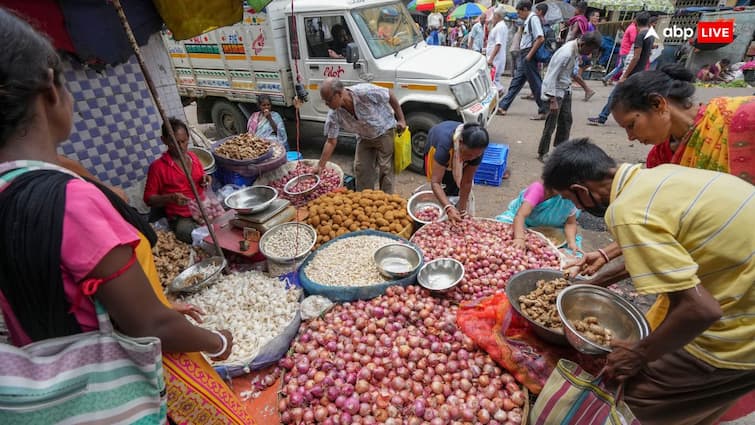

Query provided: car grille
[471,70,491,101]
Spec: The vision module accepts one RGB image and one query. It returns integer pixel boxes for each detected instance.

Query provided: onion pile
[279,285,526,424]
[414,205,442,222]
[411,219,561,302]
[269,163,341,207]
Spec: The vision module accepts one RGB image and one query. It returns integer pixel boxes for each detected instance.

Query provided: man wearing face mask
[541,138,755,425]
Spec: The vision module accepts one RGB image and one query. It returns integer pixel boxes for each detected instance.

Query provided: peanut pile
[518,277,570,331]
[215,133,271,160]
[305,190,411,247]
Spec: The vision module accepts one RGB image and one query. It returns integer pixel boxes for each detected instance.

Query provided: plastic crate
[215,166,256,187]
[474,144,509,187]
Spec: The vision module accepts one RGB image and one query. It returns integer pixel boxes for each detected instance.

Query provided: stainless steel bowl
[224,185,278,214]
[283,174,320,196]
[168,256,227,295]
[417,258,464,292]
[259,222,317,264]
[189,146,216,174]
[557,284,650,355]
[407,191,448,225]
[374,243,422,279]
[506,269,571,346]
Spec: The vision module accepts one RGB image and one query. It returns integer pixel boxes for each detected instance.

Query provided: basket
[298,230,423,302]
[210,140,286,178]
[211,135,275,166]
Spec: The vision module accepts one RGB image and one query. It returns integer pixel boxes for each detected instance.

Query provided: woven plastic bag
[530,359,640,425]
[153,0,243,41]
[394,129,412,173]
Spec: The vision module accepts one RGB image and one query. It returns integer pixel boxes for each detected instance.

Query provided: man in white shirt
[497,0,547,120]
[537,31,602,161]
[485,7,509,94]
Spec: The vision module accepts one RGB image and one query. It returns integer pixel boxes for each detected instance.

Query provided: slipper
[584,91,596,101]
[529,114,546,121]
[520,94,535,100]
[496,108,507,116]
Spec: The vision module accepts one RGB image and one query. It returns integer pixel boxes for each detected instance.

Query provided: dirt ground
[188,80,750,254]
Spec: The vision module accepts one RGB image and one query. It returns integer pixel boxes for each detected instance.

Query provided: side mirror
[345,42,360,64]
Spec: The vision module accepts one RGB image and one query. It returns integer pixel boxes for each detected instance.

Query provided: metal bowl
[189,146,216,174]
[557,284,650,355]
[259,222,317,264]
[407,191,448,225]
[374,243,422,279]
[284,173,321,196]
[417,258,464,292]
[168,256,227,295]
[224,185,278,214]
[506,269,571,346]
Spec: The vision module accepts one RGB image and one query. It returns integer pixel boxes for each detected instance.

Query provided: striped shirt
[606,163,755,370]
[324,83,397,140]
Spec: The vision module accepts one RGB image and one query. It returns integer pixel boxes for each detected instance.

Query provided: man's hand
[396,119,407,134]
[171,193,191,206]
[200,175,212,188]
[487,59,494,67]
[565,250,608,276]
[604,340,647,384]
[550,98,560,112]
[446,206,463,223]
[313,165,322,175]
[172,302,205,323]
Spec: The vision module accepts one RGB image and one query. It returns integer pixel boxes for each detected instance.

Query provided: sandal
[496,108,507,116]
[584,90,596,102]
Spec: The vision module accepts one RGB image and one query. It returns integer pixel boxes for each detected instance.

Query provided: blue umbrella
[448,2,487,20]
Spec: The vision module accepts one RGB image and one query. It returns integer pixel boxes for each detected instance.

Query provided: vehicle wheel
[406,112,443,174]
[211,101,247,138]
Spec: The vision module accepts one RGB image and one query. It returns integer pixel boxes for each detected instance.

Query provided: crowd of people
[0,2,753,424]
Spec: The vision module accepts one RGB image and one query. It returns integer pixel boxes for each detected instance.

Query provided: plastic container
[474,143,509,187]
[298,230,423,302]
[215,166,257,187]
[286,151,303,161]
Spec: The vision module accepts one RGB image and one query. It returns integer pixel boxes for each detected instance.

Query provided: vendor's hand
[604,340,647,384]
[172,302,205,323]
[210,329,234,362]
[446,206,463,223]
[200,175,212,188]
[262,108,272,119]
[171,193,191,206]
[566,250,607,276]
[513,238,527,252]
[396,119,407,134]
[313,165,322,175]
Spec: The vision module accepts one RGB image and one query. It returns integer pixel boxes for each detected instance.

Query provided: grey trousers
[354,129,395,193]
[538,91,573,157]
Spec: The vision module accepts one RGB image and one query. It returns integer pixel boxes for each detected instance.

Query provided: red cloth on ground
[645,139,674,168]
[1,0,76,52]
[143,151,205,219]
[457,292,605,394]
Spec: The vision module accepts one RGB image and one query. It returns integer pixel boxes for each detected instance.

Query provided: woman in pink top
[602,20,637,84]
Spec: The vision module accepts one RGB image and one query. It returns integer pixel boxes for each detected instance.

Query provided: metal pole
[110,0,224,259]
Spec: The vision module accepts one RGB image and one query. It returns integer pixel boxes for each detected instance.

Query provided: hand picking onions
[278,285,526,424]
[411,219,561,302]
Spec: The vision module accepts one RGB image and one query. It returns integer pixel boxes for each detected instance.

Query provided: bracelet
[443,204,456,212]
[597,248,611,263]
[205,330,228,358]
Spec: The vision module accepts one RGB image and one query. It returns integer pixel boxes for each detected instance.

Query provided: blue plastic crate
[215,167,256,187]
[474,144,508,186]
[287,151,303,161]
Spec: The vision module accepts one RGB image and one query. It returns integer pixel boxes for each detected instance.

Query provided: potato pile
[153,230,194,287]
[305,190,411,247]
[518,277,570,331]
[215,133,271,160]
[571,317,614,347]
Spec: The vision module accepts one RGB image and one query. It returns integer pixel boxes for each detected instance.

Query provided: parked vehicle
[162,0,497,171]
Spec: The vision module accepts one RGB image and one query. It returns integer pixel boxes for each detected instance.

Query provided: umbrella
[587,0,674,14]
[245,0,273,13]
[415,0,437,12]
[448,2,488,20]
[484,3,516,20]
[543,0,576,24]
[407,0,418,11]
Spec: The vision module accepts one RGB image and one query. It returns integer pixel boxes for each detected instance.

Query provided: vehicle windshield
[351,3,422,59]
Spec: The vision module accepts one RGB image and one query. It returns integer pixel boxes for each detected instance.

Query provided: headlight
[450,81,476,107]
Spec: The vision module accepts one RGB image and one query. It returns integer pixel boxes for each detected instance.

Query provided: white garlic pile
[303,235,394,286]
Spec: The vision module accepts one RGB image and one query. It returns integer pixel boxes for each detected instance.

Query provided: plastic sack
[456,291,605,394]
[298,230,423,302]
[394,129,412,173]
[188,190,225,225]
[530,359,640,425]
[154,0,242,41]
[300,296,335,320]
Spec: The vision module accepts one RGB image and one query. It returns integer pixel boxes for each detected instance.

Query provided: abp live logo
[698,20,734,43]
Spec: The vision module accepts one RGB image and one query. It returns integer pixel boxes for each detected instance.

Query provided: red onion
[268,162,342,207]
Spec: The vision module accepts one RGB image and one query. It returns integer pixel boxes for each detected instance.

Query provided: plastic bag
[300,296,335,320]
[456,292,605,394]
[188,190,225,225]
[394,129,412,173]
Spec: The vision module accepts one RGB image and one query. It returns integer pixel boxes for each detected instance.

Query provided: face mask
[572,188,608,217]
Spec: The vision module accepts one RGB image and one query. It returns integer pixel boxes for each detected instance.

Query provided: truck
[162,0,498,171]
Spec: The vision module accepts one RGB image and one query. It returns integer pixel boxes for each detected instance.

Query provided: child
[496,180,582,253]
